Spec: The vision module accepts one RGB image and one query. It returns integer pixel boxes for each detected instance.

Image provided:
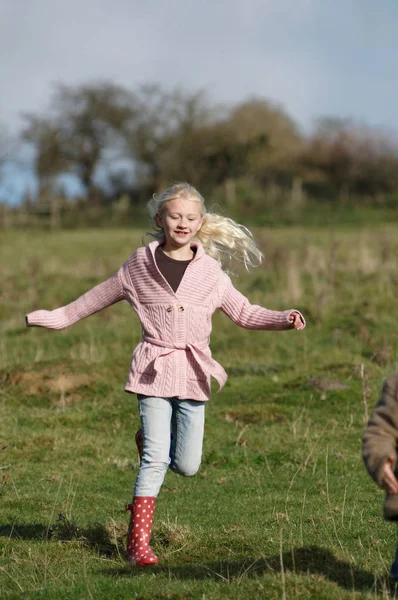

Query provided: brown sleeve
[362,373,398,487]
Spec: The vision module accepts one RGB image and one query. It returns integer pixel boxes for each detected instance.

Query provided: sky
[1,0,397,202]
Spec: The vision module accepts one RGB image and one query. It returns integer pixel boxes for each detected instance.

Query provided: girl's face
[156,197,203,249]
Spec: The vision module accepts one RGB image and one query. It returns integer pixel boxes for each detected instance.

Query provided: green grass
[1,226,398,599]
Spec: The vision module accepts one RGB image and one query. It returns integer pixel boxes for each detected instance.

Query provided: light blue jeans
[134,395,206,497]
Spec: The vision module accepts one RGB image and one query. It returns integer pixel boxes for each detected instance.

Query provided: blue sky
[1,0,397,202]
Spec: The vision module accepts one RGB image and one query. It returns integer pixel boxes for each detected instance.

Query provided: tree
[22,117,67,201]
[125,85,214,194]
[0,123,22,207]
[159,98,302,196]
[301,118,398,198]
[0,124,10,169]
[227,99,303,185]
[23,82,134,201]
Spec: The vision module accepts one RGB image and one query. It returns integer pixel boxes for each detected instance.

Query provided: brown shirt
[155,246,194,293]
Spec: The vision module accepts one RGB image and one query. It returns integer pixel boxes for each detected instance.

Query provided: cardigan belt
[143,336,228,391]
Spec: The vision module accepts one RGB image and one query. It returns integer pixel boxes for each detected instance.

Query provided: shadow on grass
[104,545,386,592]
[0,524,48,540]
[1,525,389,593]
[0,521,119,557]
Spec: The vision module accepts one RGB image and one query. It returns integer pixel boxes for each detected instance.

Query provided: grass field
[1,225,398,599]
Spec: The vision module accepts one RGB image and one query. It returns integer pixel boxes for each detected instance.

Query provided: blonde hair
[147,183,263,271]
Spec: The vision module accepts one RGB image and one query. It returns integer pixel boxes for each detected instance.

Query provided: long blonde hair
[147,183,263,271]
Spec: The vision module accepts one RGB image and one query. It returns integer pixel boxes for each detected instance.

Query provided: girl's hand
[288,311,305,330]
[382,456,398,495]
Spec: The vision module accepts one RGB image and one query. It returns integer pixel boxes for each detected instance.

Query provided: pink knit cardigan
[26,240,305,401]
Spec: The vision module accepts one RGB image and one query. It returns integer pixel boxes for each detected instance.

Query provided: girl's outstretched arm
[26,272,125,330]
[219,275,305,331]
[362,373,398,488]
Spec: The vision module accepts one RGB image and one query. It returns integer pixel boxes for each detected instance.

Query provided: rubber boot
[125,496,158,566]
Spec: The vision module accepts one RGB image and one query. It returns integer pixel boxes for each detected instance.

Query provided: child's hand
[382,456,398,495]
[288,311,305,330]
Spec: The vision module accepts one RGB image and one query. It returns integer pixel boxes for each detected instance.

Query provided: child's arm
[362,373,398,490]
[218,275,305,331]
[381,457,398,495]
[26,272,125,330]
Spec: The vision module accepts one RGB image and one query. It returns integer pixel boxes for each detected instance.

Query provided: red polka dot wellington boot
[125,497,158,566]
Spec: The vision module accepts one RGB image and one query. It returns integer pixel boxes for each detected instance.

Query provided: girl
[26,183,306,566]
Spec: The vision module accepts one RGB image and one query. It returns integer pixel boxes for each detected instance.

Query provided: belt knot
[173,342,187,350]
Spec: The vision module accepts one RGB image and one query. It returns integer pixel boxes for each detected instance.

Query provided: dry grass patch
[2,365,94,405]
[224,405,289,425]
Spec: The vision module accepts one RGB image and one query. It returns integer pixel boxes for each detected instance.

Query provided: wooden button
[178,306,184,312]
[166,306,173,312]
